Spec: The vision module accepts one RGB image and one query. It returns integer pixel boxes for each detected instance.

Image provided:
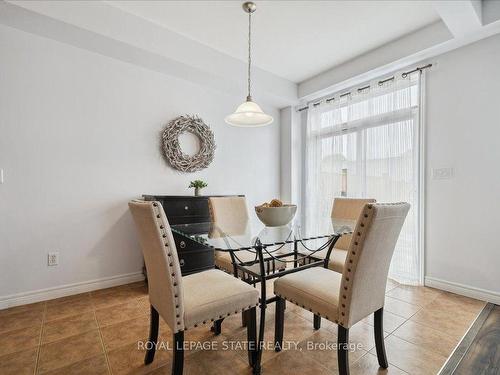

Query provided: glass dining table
[171,217,355,374]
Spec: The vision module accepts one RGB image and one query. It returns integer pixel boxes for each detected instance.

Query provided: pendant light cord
[247,12,252,101]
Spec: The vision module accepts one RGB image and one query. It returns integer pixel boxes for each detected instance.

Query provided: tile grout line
[33,302,47,375]
[405,313,474,341]
[92,299,113,375]
[384,292,437,309]
[388,330,449,361]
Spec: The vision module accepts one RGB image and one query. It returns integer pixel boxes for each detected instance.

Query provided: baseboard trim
[425,277,500,304]
[0,272,145,310]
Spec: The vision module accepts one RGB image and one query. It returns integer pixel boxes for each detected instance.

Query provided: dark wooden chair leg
[144,305,159,365]
[374,308,388,368]
[211,318,224,335]
[337,325,350,375]
[246,307,257,367]
[242,309,248,327]
[313,314,321,330]
[172,331,184,375]
[274,297,285,352]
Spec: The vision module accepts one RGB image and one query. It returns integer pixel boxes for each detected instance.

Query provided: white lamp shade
[225,100,273,127]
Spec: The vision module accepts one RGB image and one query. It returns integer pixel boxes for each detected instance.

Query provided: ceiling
[109,0,441,83]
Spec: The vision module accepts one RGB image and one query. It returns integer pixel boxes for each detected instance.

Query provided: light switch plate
[0,169,3,184]
[432,167,454,180]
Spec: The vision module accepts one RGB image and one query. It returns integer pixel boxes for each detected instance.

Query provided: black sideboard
[142,195,243,276]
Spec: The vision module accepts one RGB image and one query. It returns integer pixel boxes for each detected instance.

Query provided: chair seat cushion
[183,269,259,329]
[215,249,287,277]
[274,267,341,322]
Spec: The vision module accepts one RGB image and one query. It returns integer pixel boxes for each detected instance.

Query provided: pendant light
[225,1,273,127]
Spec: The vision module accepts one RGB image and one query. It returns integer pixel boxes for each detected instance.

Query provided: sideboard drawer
[178,248,215,276]
[161,198,209,219]
[172,232,214,276]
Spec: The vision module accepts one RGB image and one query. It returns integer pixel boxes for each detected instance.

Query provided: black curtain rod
[297,63,432,112]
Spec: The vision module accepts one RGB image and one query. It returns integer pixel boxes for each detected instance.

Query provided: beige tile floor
[0,279,485,375]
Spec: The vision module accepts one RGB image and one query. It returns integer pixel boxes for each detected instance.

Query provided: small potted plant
[189,180,208,197]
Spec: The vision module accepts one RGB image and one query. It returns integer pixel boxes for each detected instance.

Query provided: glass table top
[171,218,356,251]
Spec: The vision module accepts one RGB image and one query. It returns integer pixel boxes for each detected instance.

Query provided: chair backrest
[331,198,376,250]
[338,202,410,328]
[128,200,185,333]
[208,196,249,227]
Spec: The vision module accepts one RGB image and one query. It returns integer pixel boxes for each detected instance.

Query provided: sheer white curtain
[304,72,424,285]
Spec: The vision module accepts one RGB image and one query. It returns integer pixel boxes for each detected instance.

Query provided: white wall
[0,24,281,304]
[424,33,500,298]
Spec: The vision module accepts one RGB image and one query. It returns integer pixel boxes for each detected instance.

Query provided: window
[304,74,423,284]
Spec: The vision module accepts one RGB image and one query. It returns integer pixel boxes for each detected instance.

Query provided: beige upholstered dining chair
[208,196,287,332]
[129,200,260,375]
[274,202,410,375]
[324,198,376,273]
[304,197,376,330]
[208,196,287,277]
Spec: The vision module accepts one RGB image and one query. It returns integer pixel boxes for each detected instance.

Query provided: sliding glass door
[304,74,423,284]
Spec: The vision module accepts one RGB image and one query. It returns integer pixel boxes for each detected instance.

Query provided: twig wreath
[161,115,216,173]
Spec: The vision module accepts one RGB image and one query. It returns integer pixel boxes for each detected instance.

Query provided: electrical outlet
[48,252,59,266]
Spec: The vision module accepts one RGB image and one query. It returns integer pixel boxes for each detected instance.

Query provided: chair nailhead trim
[185,302,260,330]
[277,295,336,326]
[151,201,183,331]
[337,203,377,330]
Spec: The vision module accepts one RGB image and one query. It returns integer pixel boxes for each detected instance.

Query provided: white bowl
[255,204,297,227]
